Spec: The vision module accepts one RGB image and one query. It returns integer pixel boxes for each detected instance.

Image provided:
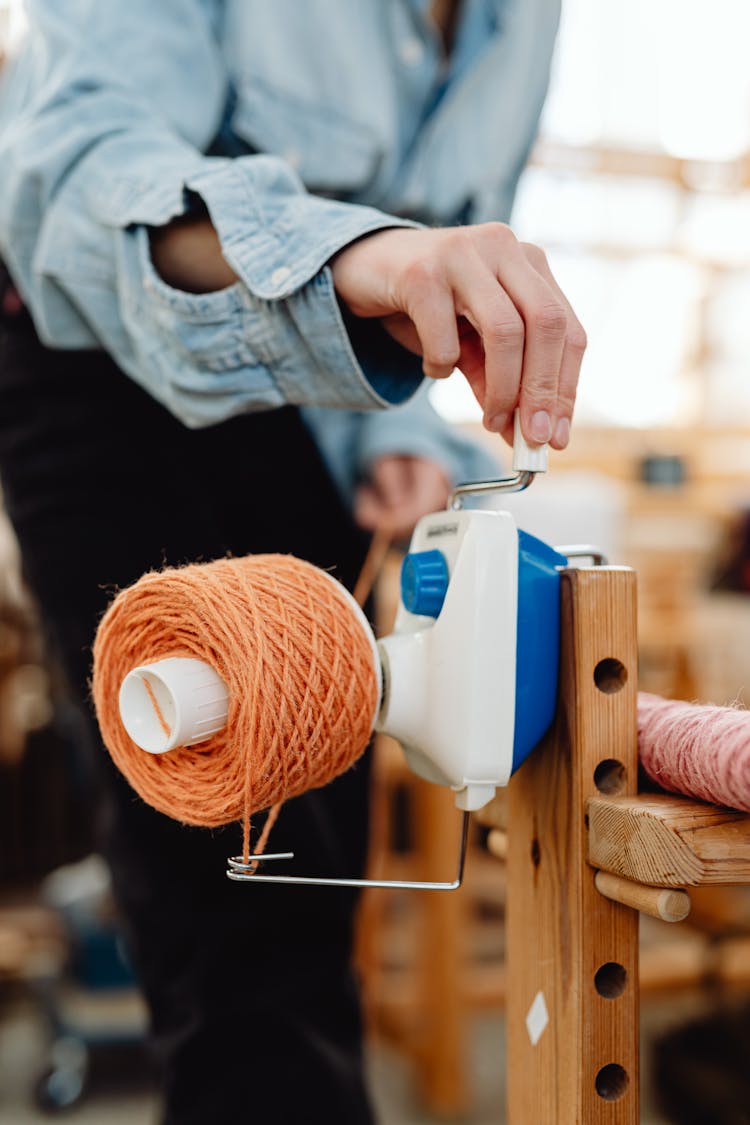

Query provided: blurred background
[1,1,749,1122]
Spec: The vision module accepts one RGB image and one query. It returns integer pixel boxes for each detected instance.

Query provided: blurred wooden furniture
[0,905,64,980]
[356,551,505,1116]
[358,736,505,1117]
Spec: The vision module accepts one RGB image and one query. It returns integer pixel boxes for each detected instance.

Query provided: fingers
[407,458,451,519]
[520,243,587,450]
[335,224,585,446]
[468,226,570,445]
[442,226,579,446]
[400,266,461,380]
[450,247,524,433]
[456,325,487,414]
[354,457,450,539]
[354,482,383,533]
[354,458,409,536]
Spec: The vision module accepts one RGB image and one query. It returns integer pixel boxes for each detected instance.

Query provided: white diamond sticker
[525,990,549,1046]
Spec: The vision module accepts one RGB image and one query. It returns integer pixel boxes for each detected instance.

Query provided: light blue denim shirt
[0,0,560,501]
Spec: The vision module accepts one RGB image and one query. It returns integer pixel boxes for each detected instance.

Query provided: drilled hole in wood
[595,1063,629,1101]
[594,962,627,999]
[594,657,627,694]
[594,759,626,795]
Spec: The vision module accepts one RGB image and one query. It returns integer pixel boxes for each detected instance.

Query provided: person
[0,2,585,1122]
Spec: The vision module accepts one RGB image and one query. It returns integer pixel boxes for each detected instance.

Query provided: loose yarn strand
[240,569,265,862]
[239,532,392,863]
[352,528,393,609]
[242,801,283,874]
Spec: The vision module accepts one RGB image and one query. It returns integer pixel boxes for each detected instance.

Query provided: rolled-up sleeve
[0,0,423,427]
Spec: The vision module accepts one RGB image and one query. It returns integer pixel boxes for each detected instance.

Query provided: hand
[354,456,451,540]
[332,225,586,450]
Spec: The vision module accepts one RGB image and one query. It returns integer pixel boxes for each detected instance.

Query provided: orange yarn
[92,555,379,848]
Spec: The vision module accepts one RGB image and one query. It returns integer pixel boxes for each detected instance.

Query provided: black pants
[0,311,376,1124]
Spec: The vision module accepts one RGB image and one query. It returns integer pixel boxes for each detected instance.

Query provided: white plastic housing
[376,509,519,811]
[119,657,230,754]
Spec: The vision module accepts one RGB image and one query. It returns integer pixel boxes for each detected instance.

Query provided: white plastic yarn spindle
[119,658,229,755]
[116,574,381,755]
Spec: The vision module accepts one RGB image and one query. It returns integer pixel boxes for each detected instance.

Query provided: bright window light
[435,0,750,431]
[0,0,27,54]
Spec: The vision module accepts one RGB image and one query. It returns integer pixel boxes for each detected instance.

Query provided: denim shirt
[0,0,560,501]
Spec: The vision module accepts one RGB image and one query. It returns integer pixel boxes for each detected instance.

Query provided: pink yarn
[638,693,750,813]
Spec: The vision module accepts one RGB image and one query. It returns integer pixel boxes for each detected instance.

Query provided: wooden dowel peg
[486,829,508,861]
[474,792,507,831]
[594,870,690,923]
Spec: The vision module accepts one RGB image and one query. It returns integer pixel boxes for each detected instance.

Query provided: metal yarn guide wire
[554,545,608,567]
[226,809,471,891]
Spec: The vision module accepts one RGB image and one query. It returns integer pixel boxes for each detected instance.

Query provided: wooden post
[507,567,640,1124]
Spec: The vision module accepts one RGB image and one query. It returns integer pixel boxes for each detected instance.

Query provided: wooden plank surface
[588,794,750,887]
[507,567,640,1124]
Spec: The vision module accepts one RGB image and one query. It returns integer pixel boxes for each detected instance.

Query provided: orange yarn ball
[92,555,379,827]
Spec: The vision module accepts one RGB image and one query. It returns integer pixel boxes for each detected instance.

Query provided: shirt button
[270,266,292,290]
[400,37,424,66]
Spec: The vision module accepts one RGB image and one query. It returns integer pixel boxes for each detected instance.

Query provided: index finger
[449,247,525,433]
[474,229,568,446]
[521,244,587,449]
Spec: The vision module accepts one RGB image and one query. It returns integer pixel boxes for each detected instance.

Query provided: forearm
[149,212,238,294]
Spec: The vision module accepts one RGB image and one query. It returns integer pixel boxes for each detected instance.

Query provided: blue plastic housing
[512,530,568,773]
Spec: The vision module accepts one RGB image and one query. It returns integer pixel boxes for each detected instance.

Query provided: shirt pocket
[232,75,382,196]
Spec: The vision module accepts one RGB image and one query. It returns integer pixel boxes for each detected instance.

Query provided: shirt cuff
[186,156,425,411]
